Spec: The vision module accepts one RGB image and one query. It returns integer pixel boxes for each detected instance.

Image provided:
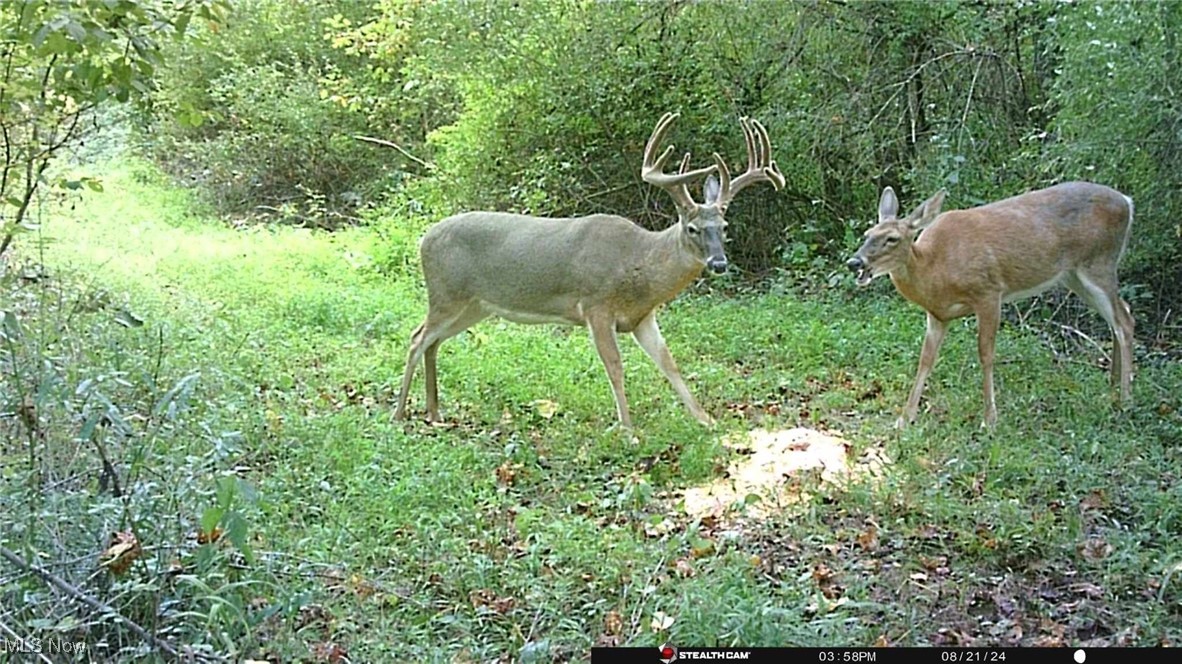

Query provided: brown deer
[846,182,1135,428]
[394,113,785,426]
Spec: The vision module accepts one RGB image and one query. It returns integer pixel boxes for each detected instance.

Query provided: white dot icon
[1073,650,1086,664]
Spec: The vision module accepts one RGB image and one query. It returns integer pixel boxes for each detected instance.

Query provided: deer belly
[1003,273,1063,303]
[480,301,579,326]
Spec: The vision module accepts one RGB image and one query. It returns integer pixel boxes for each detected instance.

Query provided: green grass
[3,162,1181,660]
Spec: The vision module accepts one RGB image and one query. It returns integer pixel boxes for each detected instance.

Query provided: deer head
[642,113,786,274]
[846,186,946,286]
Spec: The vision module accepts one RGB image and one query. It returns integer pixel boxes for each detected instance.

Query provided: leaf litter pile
[680,427,890,522]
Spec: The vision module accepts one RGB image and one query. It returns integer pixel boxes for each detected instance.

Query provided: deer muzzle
[846,256,873,287]
[706,256,729,274]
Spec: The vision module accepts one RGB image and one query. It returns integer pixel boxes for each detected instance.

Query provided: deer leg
[394,304,487,422]
[587,314,631,428]
[394,321,429,420]
[975,299,1002,428]
[424,341,441,421]
[632,312,714,426]
[899,312,948,428]
[1070,270,1135,405]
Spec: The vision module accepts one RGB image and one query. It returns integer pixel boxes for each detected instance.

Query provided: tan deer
[393,113,785,426]
[846,182,1135,428]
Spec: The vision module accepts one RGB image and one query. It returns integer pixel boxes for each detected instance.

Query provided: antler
[712,117,786,209]
[642,112,718,212]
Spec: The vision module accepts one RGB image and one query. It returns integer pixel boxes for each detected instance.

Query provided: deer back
[419,211,704,330]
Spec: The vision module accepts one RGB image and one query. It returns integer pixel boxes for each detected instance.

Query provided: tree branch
[352,135,435,170]
[0,545,187,661]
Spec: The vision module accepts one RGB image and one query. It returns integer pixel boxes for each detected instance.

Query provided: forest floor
[3,162,1180,661]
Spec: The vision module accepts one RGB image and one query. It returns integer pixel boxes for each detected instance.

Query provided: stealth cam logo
[658,643,678,664]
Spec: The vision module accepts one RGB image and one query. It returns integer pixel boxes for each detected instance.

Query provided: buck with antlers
[393,113,785,426]
[846,182,1135,428]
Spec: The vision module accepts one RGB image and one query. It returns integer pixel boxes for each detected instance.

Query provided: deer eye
[885,235,900,245]
[686,225,701,235]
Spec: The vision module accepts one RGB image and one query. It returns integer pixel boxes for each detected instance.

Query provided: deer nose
[846,257,865,272]
[707,257,729,274]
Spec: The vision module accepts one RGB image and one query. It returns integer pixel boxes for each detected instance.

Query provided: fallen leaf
[495,462,520,486]
[100,531,140,576]
[650,610,675,632]
[856,523,878,551]
[310,642,348,663]
[874,634,889,647]
[1080,489,1107,511]
[531,399,559,419]
[197,527,223,545]
[1078,537,1113,562]
[604,610,623,636]
[812,563,834,583]
[674,558,696,578]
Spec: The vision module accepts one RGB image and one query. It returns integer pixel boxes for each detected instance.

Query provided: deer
[393,112,785,427]
[845,182,1135,428]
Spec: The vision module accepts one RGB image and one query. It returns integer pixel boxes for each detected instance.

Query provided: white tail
[847,182,1135,428]
[393,113,784,427]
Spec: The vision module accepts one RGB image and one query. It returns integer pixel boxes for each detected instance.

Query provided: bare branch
[352,135,435,170]
[0,545,199,661]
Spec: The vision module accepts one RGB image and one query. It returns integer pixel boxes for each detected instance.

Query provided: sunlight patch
[681,427,890,521]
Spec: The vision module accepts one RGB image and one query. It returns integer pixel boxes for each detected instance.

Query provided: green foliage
[1047,1,1182,310]
[135,1,1182,325]
[142,0,403,224]
[0,0,225,257]
[11,164,1181,657]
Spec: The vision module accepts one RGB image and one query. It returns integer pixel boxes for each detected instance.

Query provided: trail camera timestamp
[818,650,876,662]
[940,651,1007,662]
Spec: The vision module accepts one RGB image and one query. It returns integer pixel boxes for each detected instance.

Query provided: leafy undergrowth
[2,164,1180,661]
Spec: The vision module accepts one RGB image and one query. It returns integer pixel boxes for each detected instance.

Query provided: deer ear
[878,187,899,222]
[703,175,721,205]
[905,189,947,230]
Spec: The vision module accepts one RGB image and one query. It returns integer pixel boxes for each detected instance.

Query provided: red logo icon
[658,643,678,664]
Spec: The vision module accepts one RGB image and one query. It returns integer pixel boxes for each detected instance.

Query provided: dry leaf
[673,558,696,578]
[874,634,890,647]
[310,642,348,663]
[650,610,675,632]
[531,399,559,419]
[1080,489,1107,511]
[856,523,878,551]
[812,563,834,584]
[197,527,223,544]
[604,610,623,636]
[100,531,140,576]
[1078,537,1113,562]
[495,462,519,486]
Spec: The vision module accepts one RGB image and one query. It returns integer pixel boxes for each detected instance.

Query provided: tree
[0,0,227,257]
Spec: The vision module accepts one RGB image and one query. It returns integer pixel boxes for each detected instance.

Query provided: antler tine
[717,116,785,208]
[644,112,678,164]
[741,117,758,172]
[642,112,717,211]
[711,152,731,199]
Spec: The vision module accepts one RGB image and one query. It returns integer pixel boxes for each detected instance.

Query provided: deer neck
[643,224,706,300]
[888,244,933,309]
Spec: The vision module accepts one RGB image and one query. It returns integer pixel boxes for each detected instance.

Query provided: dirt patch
[681,427,890,521]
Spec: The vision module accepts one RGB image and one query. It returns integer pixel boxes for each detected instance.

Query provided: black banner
[592,646,1131,664]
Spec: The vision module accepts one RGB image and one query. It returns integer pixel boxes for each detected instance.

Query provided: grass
[2,161,1181,661]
